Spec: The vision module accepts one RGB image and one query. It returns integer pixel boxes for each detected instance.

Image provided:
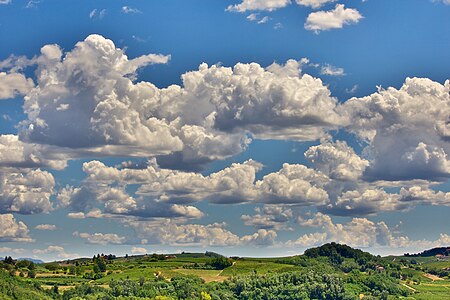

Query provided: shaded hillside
[405,247,450,257]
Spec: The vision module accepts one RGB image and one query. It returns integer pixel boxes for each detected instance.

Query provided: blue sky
[0,0,449,261]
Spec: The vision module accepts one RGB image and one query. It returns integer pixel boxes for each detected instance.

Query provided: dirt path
[42,285,75,291]
[218,261,236,276]
[401,283,417,292]
[423,273,444,281]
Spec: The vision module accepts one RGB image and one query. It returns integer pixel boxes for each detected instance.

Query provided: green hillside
[0,268,52,300]
[0,243,449,299]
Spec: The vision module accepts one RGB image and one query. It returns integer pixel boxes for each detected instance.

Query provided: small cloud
[89,8,106,20]
[246,13,271,24]
[67,212,85,219]
[99,9,107,19]
[132,35,147,43]
[0,0,11,5]
[89,9,97,19]
[33,245,78,259]
[296,0,337,9]
[300,57,310,65]
[305,4,363,33]
[247,13,259,21]
[274,22,283,30]
[2,114,11,121]
[258,16,271,24]
[35,224,57,231]
[122,6,142,14]
[346,84,358,94]
[26,0,40,9]
[131,247,148,254]
[320,64,345,76]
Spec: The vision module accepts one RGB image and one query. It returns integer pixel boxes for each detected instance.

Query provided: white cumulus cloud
[305,4,363,32]
[0,214,33,242]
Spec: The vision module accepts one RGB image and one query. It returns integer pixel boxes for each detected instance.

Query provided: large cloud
[241,205,293,230]
[60,159,329,219]
[305,140,369,181]
[0,168,55,214]
[341,77,450,182]
[292,212,450,251]
[20,35,182,157]
[127,220,241,247]
[0,214,33,242]
[213,61,341,139]
[305,4,363,32]
[58,184,204,220]
[293,212,410,248]
[0,136,60,216]
[4,36,340,169]
[153,59,341,143]
[0,135,67,170]
[126,219,277,247]
[256,163,329,204]
[326,189,406,216]
[73,231,126,245]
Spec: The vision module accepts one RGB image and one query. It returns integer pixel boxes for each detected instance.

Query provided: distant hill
[17,258,44,264]
[304,242,378,261]
[404,246,450,257]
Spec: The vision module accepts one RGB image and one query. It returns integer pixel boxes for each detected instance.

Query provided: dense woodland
[0,243,449,300]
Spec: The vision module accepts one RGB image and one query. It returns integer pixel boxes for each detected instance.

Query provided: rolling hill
[0,243,449,299]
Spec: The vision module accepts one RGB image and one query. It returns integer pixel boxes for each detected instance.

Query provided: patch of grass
[220,260,300,276]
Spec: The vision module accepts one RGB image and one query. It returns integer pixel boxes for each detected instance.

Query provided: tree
[97,258,107,272]
[28,269,36,278]
[93,257,106,273]
[69,265,76,275]
[93,264,101,274]
[3,256,14,265]
[207,256,232,270]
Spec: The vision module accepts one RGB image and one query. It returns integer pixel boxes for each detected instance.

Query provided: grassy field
[402,281,450,300]
[220,259,301,276]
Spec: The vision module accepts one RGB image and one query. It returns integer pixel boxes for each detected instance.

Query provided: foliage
[207,257,233,270]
